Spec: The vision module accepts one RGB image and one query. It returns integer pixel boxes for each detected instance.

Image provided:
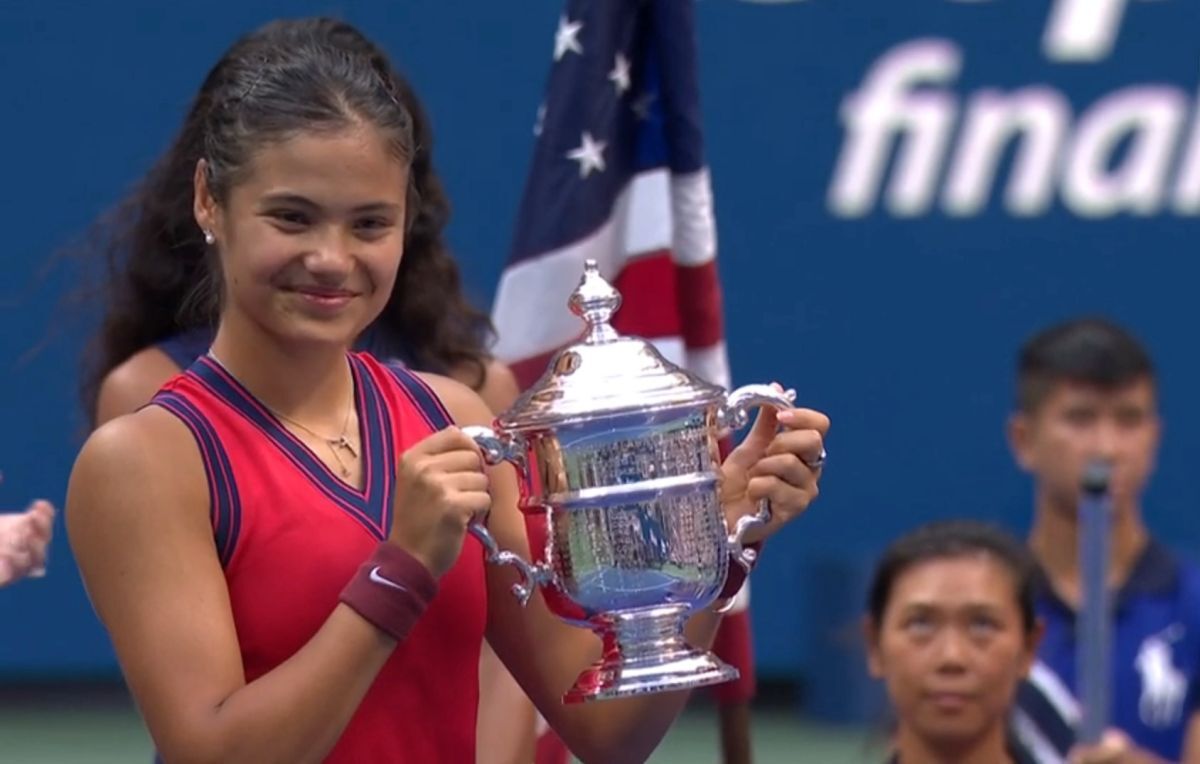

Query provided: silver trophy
[465,260,794,703]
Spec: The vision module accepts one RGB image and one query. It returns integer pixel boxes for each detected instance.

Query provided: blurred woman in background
[864,520,1041,764]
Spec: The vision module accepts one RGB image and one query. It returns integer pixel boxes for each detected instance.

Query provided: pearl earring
[203,229,215,245]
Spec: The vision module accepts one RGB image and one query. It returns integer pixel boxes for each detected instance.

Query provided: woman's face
[867,555,1039,749]
[195,123,408,349]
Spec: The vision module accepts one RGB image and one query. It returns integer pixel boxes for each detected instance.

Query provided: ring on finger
[802,447,827,471]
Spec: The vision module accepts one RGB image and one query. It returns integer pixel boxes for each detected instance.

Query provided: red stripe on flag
[611,250,682,339]
[675,259,724,349]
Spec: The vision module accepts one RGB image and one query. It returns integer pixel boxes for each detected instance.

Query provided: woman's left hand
[719,403,829,545]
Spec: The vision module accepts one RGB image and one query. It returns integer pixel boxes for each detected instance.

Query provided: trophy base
[563,604,739,703]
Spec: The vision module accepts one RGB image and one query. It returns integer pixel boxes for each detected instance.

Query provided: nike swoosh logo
[369,566,411,593]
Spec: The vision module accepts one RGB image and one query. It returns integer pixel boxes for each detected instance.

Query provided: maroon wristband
[340,543,438,642]
[719,542,763,600]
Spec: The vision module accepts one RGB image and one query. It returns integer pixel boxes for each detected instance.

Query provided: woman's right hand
[388,427,491,578]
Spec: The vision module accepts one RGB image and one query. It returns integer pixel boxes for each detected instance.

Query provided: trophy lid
[498,260,724,429]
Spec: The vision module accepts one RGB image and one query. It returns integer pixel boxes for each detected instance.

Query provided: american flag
[491,0,755,725]
[491,0,729,393]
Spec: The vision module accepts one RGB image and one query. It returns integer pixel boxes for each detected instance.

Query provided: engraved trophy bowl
[464,259,795,703]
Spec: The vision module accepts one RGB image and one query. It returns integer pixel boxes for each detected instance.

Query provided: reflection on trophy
[465,260,795,703]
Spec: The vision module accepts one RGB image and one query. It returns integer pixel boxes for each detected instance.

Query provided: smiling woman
[70,18,549,764]
[61,15,829,764]
[194,125,409,352]
[864,521,1042,764]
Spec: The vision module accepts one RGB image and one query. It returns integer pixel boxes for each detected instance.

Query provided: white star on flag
[631,91,656,121]
[609,53,632,94]
[554,15,584,61]
[566,132,607,178]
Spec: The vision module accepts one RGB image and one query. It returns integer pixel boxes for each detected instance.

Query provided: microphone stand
[1077,458,1113,745]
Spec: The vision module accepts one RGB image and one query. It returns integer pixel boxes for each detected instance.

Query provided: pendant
[331,436,357,458]
[333,434,355,458]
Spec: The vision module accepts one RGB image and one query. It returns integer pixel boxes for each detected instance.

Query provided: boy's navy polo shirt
[1014,541,1200,762]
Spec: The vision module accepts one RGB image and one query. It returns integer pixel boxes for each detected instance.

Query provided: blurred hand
[0,500,55,586]
[1068,729,1166,764]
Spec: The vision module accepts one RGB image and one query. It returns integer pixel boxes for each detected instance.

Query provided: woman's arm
[68,410,402,764]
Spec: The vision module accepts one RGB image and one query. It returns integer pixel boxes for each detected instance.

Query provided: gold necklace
[206,350,359,477]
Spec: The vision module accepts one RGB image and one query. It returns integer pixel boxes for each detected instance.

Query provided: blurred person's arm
[95,347,181,425]
[1068,728,1174,763]
[1178,708,1200,763]
[1164,662,1200,763]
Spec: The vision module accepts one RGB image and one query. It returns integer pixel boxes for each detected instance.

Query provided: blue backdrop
[2,0,1199,692]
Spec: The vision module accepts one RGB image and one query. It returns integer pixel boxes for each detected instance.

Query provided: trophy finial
[569,259,622,344]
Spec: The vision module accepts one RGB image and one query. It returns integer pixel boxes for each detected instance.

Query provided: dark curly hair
[79,17,493,421]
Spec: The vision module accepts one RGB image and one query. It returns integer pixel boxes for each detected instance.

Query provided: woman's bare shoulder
[70,404,207,528]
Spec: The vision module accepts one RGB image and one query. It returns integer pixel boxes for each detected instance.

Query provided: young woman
[66,17,828,764]
[77,17,534,762]
[865,521,1042,764]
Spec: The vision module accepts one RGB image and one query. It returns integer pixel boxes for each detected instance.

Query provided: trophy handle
[461,425,552,605]
[462,424,526,471]
[718,384,798,572]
